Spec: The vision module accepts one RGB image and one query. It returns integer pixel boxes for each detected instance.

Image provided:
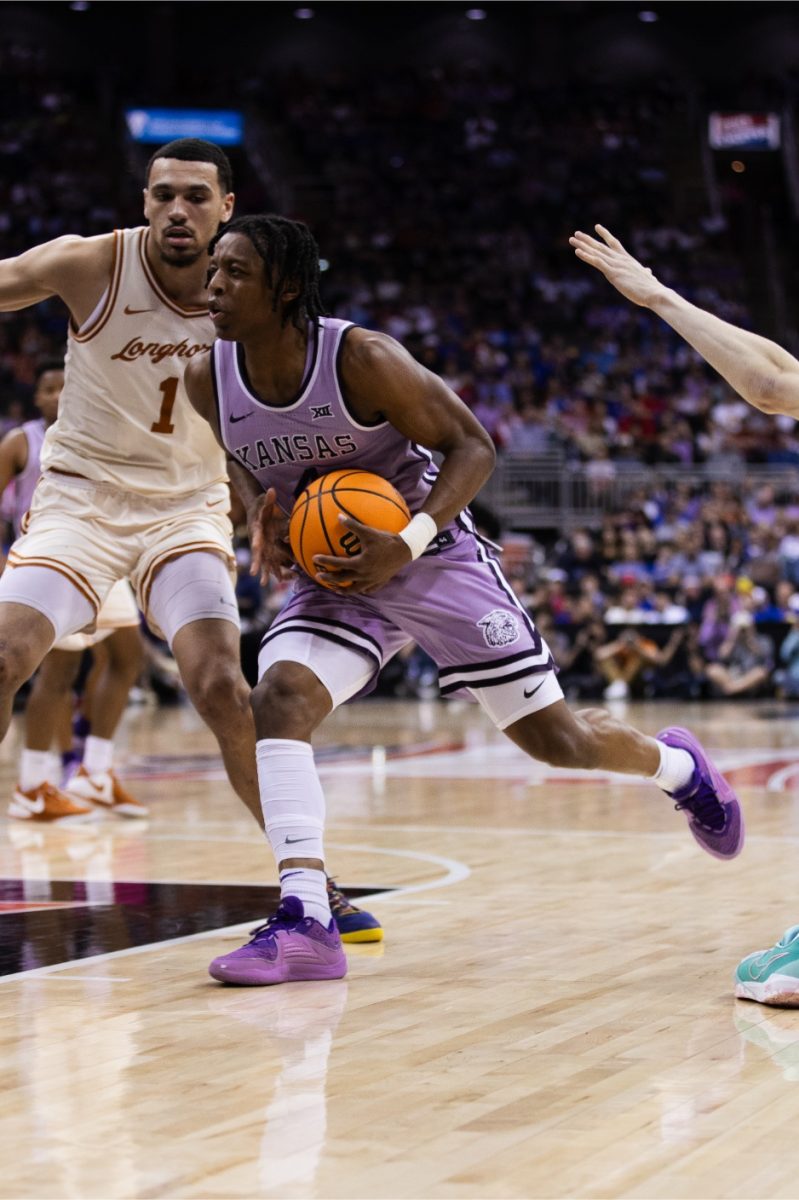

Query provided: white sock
[84,736,114,775]
[19,749,60,791]
[256,737,331,924]
[652,742,695,795]
[279,866,330,926]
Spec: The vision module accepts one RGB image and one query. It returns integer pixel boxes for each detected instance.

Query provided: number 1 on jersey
[151,377,178,434]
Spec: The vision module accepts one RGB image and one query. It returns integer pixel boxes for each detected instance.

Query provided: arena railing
[478,455,799,530]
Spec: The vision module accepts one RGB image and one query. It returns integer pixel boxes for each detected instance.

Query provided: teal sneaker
[735,926,799,1006]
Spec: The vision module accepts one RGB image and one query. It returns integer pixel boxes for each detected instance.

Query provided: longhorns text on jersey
[44,228,226,497]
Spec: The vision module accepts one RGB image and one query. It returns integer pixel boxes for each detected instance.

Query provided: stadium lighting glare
[466,8,487,20]
[731,160,746,173]
[70,1,90,9]
[638,10,658,21]
[294,7,314,18]
[319,258,330,272]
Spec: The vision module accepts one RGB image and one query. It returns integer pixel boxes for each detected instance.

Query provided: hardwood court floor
[1,694,799,1199]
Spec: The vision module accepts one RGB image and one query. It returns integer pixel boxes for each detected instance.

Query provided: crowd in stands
[263,65,799,470]
[0,42,798,704]
[496,478,799,702]
[4,55,790,474]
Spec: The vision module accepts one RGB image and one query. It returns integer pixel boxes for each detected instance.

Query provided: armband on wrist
[397,512,438,561]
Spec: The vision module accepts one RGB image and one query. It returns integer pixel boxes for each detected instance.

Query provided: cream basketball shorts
[54,578,140,652]
[5,472,235,633]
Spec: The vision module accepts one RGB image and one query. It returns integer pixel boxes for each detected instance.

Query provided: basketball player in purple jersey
[0,142,379,943]
[185,214,743,987]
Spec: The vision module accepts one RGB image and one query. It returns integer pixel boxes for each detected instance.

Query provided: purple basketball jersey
[214,316,557,708]
[212,317,441,519]
[11,419,46,536]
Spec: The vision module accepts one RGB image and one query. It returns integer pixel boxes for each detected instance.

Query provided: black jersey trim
[335,324,388,430]
[439,660,556,695]
[439,646,547,680]
[271,611,384,656]
[260,624,382,670]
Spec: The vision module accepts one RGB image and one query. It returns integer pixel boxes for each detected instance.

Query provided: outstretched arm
[570,224,799,419]
[0,234,115,326]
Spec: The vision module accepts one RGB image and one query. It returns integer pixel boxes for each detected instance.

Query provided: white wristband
[397,512,438,560]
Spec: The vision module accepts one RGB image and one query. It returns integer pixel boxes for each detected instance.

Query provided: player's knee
[251,662,329,739]
[188,656,249,725]
[0,637,37,695]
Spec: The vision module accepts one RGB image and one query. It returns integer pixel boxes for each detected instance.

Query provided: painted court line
[0,845,470,983]
[129,824,799,845]
[0,923,239,985]
[38,975,132,983]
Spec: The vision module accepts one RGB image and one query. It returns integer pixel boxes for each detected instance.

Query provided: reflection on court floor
[3,698,799,1198]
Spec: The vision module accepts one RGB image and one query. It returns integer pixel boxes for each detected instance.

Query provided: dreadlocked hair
[211,214,327,330]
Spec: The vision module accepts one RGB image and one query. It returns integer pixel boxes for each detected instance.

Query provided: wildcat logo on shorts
[477,609,521,648]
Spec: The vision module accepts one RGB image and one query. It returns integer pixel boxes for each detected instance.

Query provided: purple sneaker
[209,896,348,986]
[656,726,744,860]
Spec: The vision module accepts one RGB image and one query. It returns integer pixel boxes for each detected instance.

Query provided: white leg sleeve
[0,564,95,641]
[257,737,330,923]
[148,552,240,648]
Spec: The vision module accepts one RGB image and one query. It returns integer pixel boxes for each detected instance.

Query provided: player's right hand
[249,487,294,584]
[569,224,662,308]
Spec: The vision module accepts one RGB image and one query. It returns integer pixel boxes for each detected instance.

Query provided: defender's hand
[569,224,662,308]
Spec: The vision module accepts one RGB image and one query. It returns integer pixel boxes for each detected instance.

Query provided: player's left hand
[313,515,412,594]
[569,224,662,308]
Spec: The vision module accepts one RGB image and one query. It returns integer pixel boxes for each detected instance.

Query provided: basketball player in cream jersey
[0,140,251,805]
[0,361,146,822]
[0,140,381,945]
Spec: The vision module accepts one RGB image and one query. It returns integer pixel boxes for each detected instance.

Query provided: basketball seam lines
[293,473,409,573]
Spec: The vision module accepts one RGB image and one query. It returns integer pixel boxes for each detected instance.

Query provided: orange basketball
[289,469,411,587]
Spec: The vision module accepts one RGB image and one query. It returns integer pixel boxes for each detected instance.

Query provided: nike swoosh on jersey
[123,305,155,315]
[230,412,252,424]
[523,678,546,699]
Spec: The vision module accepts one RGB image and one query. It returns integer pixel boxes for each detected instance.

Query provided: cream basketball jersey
[42,227,226,496]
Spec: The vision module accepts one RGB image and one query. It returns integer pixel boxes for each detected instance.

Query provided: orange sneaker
[66,766,149,818]
[9,781,97,824]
